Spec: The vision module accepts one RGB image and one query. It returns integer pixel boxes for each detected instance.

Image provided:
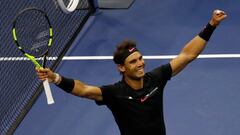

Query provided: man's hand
[210,9,227,26]
[35,68,56,83]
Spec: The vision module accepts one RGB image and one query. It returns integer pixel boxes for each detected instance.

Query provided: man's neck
[124,76,143,90]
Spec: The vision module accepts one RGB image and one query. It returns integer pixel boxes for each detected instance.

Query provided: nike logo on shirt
[140,87,158,103]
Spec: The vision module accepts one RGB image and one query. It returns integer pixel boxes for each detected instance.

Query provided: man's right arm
[72,80,103,101]
[36,68,103,101]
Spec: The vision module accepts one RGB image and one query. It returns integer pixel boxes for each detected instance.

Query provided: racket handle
[43,79,54,105]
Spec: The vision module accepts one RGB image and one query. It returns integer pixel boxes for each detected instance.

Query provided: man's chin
[130,73,145,80]
[137,72,145,78]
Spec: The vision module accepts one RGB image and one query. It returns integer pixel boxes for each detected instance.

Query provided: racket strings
[14,10,50,57]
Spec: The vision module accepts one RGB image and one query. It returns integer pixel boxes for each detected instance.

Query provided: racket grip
[43,79,54,105]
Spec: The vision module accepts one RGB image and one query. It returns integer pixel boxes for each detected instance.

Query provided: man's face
[121,52,145,80]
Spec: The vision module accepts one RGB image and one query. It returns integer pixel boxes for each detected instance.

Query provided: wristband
[198,23,216,41]
[54,73,61,84]
[56,76,75,93]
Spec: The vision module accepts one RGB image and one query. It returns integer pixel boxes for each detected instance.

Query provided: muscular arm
[170,9,227,76]
[36,68,103,101]
[71,80,103,101]
[170,36,206,76]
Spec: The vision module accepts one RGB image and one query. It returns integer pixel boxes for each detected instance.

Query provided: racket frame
[12,7,54,104]
[12,7,53,68]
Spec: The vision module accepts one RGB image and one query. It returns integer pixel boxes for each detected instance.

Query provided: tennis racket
[12,7,54,105]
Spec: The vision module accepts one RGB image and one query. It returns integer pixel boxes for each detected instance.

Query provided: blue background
[15,0,240,135]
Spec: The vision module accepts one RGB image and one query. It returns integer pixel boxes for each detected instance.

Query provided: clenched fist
[210,9,227,26]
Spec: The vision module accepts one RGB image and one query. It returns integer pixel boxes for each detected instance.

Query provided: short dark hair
[113,39,138,65]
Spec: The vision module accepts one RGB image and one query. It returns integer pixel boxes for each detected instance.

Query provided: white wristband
[54,73,61,84]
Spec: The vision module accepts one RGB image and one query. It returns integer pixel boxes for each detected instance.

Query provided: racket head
[12,7,53,58]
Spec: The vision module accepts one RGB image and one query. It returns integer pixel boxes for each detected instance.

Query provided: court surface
[14,0,240,135]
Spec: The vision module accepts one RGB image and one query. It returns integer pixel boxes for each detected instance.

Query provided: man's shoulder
[145,63,172,81]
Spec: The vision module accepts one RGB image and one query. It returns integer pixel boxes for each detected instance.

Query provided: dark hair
[113,39,138,65]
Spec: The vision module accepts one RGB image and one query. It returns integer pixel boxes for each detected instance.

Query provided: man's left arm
[170,9,227,76]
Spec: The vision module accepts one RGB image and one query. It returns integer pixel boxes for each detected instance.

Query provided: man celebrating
[36,9,227,135]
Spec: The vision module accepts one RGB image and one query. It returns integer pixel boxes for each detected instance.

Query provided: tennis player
[36,9,227,135]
